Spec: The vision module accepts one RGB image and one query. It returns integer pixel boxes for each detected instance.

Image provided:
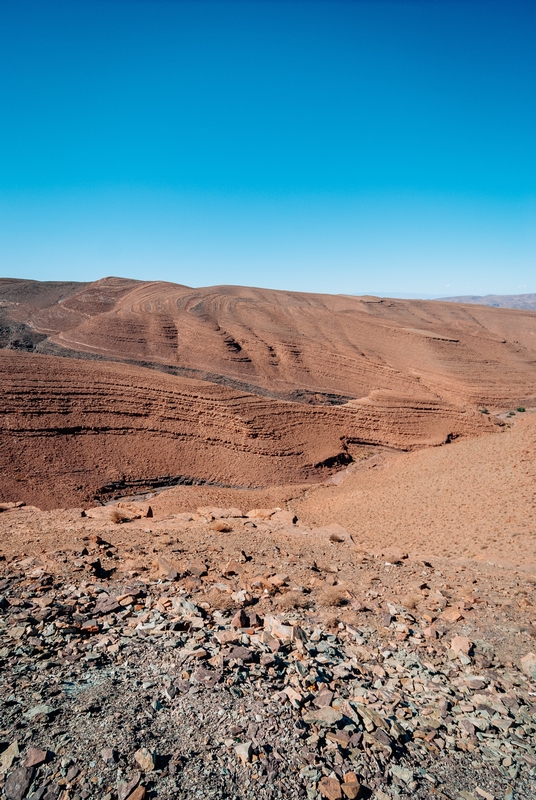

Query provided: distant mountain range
[439,293,536,311]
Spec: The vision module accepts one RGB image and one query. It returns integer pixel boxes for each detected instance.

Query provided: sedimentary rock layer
[2,277,536,408]
[0,349,495,509]
[1,277,535,508]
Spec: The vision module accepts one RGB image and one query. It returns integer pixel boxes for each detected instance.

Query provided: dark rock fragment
[4,766,34,800]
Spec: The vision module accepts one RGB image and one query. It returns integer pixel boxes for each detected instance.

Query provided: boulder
[154,555,181,580]
[125,788,146,800]
[134,747,155,772]
[302,707,343,727]
[271,510,298,525]
[117,501,153,518]
[234,741,252,764]
[0,501,25,512]
[342,773,361,800]
[441,608,464,623]
[521,652,536,680]
[4,767,34,800]
[318,776,342,800]
[0,740,19,774]
[451,636,472,655]
[23,748,48,768]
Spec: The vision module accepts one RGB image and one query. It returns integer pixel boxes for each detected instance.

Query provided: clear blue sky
[1,0,535,296]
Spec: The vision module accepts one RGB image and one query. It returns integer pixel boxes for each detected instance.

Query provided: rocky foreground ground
[1,503,536,800]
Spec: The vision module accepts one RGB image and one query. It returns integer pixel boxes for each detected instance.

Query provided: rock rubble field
[1,495,535,800]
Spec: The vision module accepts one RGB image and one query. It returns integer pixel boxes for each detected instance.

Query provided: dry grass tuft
[275,590,311,610]
[204,588,235,611]
[210,521,233,532]
[400,594,420,610]
[329,531,346,543]
[317,611,342,629]
[317,586,351,608]
[109,508,131,524]
[182,576,202,592]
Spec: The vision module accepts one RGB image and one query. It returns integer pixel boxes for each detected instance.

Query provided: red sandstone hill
[1,277,535,509]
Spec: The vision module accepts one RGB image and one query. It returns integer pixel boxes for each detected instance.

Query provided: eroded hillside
[1,277,535,508]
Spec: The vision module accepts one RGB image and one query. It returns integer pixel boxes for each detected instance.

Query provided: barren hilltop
[1,277,536,800]
[1,277,536,509]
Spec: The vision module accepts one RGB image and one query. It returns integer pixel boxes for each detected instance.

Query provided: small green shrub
[480,408,489,414]
[516,406,526,412]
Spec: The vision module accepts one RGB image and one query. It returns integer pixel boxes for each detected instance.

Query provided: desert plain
[0,278,535,800]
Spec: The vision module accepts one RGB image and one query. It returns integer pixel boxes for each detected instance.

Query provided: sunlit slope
[0,349,496,509]
[3,277,535,410]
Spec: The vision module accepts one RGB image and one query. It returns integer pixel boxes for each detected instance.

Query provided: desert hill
[1,277,536,509]
[439,292,536,310]
[1,280,536,800]
[2,276,536,407]
[0,348,494,510]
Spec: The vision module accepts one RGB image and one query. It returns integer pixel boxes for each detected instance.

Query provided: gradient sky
[1,0,535,296]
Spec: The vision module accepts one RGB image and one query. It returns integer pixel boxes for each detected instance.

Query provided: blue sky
[1,0,535,296]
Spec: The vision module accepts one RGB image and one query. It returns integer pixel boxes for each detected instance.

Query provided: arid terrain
[1,278,535,800]
[2,277,536,509]
[440,294,536,311]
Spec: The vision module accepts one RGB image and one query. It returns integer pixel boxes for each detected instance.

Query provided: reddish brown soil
[1,412,534,687]
[0,277,535,512]
[3,276,536,406]
[0,348,494,510]
[0,411,534,629]
[291,409,536,569]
